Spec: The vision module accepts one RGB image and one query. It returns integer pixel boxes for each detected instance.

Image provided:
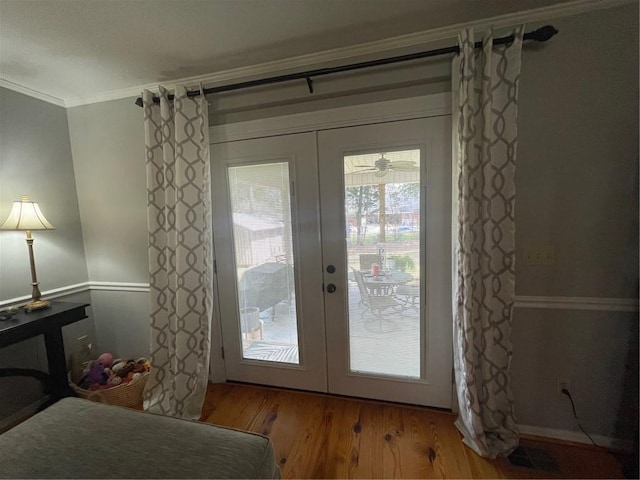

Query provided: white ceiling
[0,0,609,107]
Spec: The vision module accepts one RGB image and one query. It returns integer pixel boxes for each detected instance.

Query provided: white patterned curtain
[142,85,213,420]
[452,26,523,458]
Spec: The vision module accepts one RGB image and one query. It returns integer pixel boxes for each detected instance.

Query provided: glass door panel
[344,150,421,378]
[320,117,452,408]
[227,163,299,364]
[211,117,451,406]
[211,132,327,392]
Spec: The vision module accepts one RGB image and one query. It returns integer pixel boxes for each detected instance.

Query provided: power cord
[561,388,600,448]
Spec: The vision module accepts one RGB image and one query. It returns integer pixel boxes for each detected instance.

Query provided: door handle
[326,284,337,293]
[326,265,336,274]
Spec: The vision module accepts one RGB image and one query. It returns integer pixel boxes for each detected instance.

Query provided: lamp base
[24,299,51,312]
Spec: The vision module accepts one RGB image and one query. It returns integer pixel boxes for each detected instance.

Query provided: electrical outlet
[557,378,571,394]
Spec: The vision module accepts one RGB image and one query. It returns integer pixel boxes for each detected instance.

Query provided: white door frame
[209,93,451,144]
[319,117,453,408]
[208,93,452,386]
[211,133,328,391]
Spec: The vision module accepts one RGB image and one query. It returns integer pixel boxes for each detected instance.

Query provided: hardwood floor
[200,382,627,479]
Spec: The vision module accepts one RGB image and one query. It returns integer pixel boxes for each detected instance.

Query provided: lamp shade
[0,195,54,231]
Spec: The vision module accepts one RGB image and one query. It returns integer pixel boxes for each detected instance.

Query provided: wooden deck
[200,382,628,479]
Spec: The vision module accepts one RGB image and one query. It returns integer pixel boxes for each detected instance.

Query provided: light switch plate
[523,246,555,266]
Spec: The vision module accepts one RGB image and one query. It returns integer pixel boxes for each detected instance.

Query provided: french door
[211,116,452,408]
[211,133,328,392]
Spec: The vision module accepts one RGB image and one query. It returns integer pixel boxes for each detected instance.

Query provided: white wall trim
[89,281,151,293]
[0,282,91,307]
[0,78,66,107]
[1,281,634,451]
[2,282,636,314]
[210,93,451,143]
[515,295,639,312]
[13,0,630,108]
[518,423,634,452]
[0,281,151,308]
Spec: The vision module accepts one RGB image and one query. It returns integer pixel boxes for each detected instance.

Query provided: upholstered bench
[0,397,279,479]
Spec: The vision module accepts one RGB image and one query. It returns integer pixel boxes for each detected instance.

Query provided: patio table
[361,271,412,295]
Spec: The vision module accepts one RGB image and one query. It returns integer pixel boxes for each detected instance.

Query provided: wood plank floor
[200,382,627,479]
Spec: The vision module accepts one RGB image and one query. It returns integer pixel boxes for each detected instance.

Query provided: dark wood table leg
[44,329,72,399]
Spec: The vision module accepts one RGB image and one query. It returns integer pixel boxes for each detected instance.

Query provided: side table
[0,302,89,400]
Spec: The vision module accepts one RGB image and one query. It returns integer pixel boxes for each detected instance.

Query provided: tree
[345,185,378,244]
[386,182,420,238]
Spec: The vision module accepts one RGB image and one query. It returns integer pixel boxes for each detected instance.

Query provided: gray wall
[517,5,638,299]
[513,3,638,442]
[67,96,147,283]
[512,308,637,441]
[65,3,637,441]
[66,96,150,358]
[0,88,89,300]
[0,88,95,414]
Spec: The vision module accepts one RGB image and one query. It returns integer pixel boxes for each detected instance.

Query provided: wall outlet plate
[557,378,571,394]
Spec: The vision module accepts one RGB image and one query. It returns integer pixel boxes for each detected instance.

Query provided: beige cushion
[0,397,280,479]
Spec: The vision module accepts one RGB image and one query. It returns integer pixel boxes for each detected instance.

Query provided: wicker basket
[70,372,149,408]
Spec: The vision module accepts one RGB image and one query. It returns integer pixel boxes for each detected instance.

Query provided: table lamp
[0,195,55,311]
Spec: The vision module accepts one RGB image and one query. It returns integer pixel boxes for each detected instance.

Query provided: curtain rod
[134,25,557,107]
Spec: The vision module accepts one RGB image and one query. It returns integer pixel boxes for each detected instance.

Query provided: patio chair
[352,269,404,317]
[359,253,383,272]
[395,284,420,311]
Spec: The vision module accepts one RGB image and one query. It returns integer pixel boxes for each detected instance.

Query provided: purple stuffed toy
[78,363,108,389]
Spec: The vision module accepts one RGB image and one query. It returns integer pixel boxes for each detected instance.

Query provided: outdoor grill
[238,262,294,319]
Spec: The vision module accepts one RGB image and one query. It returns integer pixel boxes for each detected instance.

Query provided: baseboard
[518,423,634,452]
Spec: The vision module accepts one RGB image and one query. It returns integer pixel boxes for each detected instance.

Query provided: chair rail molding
[2,282,637,313]
[514,295,639,312]
[89,281,151,293]
[0,281,151,307]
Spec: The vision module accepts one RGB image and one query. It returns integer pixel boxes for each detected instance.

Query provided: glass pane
[344,150,421,378]
[228,162,299,364]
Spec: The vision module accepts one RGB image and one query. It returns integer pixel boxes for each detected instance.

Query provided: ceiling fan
[354,154,419,177]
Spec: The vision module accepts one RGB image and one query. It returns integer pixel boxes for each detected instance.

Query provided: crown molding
[55,0,634,108]
[62,84,161,108]
[0,78,66,107]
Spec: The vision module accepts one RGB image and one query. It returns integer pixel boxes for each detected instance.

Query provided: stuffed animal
[132,363,146,374]
[80,355,150,391]
[97,352,114,368]
[79,363,108,388]
[111,361,127,374]
[119,361,135,377]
